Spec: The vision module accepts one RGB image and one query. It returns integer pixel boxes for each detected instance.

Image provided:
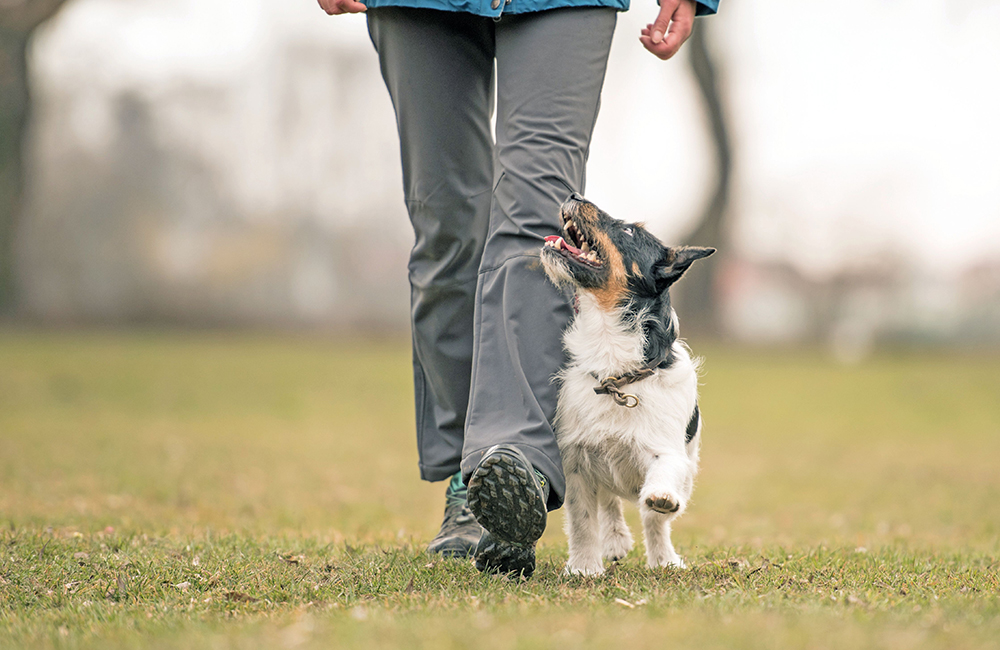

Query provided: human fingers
[640,0,696,60]
[318,0,367,15]
[649,0,678,45]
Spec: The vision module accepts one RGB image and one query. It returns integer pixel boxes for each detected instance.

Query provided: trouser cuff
[420,461,463,483]
[461,444,565,511]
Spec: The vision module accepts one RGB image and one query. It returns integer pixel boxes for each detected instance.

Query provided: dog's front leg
[563,473,604,576]
[640,508,684,568]
[639,453,690,569]
[639,451,691,517]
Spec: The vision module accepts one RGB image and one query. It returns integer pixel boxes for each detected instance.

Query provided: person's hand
[640,0,696,60]
[317,0,367,15]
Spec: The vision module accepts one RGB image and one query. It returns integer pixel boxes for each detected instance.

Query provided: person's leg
[367,7,495,483]
[367,7,495,557]
[462,7,618,510]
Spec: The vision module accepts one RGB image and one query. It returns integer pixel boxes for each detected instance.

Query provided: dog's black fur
[544,195,715,369]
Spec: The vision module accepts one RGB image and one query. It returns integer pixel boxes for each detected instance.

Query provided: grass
[1,330,998,648]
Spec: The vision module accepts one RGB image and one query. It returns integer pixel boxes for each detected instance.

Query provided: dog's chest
[555,358,698,498]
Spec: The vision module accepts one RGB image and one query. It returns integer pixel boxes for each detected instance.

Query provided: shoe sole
[427,540,479,559]
[466,445,547,546]
[427,530,482,559]
[474,531,535,578]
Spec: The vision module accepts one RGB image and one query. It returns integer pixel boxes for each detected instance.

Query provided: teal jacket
[362,0,719,19]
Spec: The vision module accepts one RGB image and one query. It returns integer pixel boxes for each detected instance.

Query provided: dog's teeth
[581,242,591,253]
[555,238,564,249]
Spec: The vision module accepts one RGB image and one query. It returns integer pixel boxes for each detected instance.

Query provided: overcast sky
[37,0,1000,279]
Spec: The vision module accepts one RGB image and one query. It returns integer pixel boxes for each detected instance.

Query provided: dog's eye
[623,227,634,237]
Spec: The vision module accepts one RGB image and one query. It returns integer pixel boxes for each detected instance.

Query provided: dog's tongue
[544,235,581,255]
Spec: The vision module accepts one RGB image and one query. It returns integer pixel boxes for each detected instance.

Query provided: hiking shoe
[467,444,550,576]
[474,531,537,578]
[427,472,484,558]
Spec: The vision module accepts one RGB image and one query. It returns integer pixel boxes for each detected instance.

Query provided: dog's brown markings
[573,203,628,311]
[631,261,641,276]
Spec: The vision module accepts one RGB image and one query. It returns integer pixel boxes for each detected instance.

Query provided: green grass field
[1,330,998,649]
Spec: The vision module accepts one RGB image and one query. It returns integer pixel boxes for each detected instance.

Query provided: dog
[540,194,714,576]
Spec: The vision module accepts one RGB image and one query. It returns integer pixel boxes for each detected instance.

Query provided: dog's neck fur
[564,292,679,378]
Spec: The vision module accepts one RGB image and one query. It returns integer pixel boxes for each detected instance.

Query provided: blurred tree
[678,19,732,338]
[0,0,70,315]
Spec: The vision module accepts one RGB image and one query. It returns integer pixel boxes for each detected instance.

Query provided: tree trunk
[678,20,732,339]
[0,0,70,315]
[0,30,29,315]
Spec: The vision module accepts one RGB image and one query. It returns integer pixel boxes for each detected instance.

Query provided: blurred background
[2,5,1000,627]
[2,0,998,356]
[3,8,1000,646]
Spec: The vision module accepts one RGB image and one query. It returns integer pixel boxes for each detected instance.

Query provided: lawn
[1,330,998,649]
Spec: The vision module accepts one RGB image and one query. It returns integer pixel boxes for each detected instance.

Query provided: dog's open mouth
[544,216,602,268]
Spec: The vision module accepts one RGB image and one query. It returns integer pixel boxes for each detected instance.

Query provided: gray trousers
[368,6,616,509]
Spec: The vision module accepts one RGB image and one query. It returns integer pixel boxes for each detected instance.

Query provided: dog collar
[592,367,657,408]
[592,372,701,440]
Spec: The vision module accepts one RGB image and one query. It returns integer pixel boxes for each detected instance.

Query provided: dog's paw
[648,555,686,570]
[602,529,634,562]
[642,491,681,514]
[564,558,605,577]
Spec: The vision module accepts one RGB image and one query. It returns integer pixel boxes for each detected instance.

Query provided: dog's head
[541,194,715,311]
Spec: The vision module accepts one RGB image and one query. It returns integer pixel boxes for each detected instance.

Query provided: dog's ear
[655,246,716,289]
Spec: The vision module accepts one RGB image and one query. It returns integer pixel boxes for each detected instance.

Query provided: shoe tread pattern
[474,531,535,577]
[467,449,547,546]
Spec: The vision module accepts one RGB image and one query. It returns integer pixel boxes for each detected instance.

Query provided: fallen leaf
[404,577,415,594]
[173,581,191,591]
[614,598,635,608]
[224,591,259,603]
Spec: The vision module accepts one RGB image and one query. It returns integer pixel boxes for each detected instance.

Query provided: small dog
[540,194,714,575]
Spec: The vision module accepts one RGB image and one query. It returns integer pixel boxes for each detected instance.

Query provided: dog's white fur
[554,292,702,575]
